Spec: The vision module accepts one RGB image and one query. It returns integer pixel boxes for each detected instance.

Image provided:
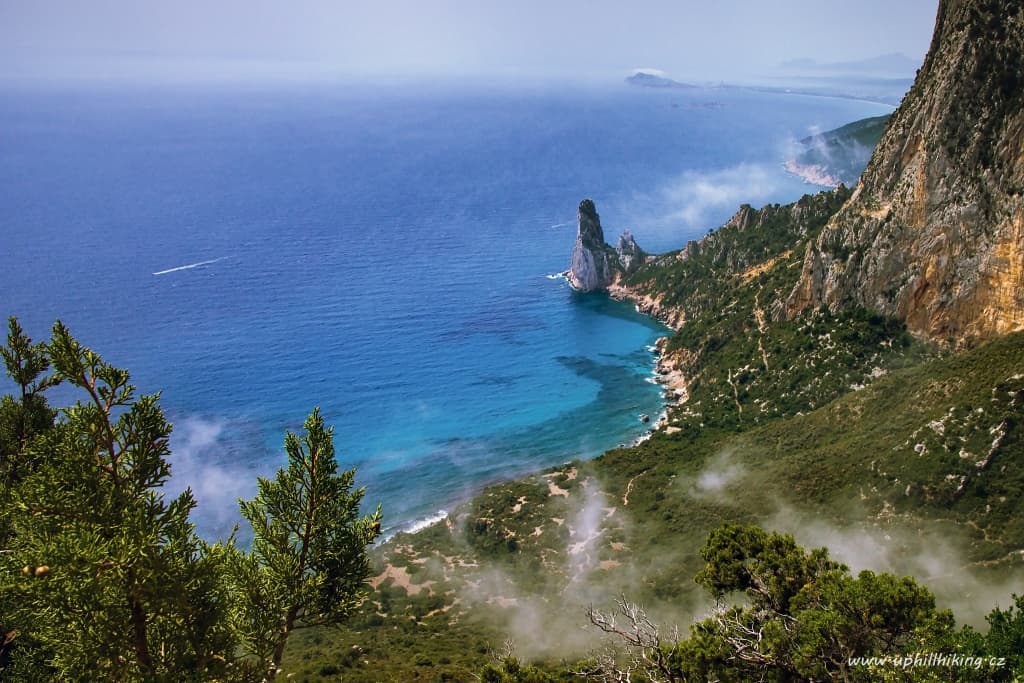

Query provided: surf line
[153,256,230,276]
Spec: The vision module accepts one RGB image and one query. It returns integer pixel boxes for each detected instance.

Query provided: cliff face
[784,0,1024,346]
[612,190,850,331]
[616,230,645,274]
[568,199,646,291]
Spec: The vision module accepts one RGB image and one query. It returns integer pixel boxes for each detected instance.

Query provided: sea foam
[385,510,449,540]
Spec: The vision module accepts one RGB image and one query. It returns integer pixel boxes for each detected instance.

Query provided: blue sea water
[0,81,891,537]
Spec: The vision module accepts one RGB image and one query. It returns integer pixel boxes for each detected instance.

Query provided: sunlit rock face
[569,199,616,292]
[616,230,646,276]
[568,199,646,292]
[784,0,1024,346]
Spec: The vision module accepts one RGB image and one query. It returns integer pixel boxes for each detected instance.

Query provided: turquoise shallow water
[0,82,891,537]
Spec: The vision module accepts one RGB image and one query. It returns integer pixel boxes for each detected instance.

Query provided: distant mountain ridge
[780,52,922,76]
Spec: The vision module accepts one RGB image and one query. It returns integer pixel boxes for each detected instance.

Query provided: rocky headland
[784,0,1024,346]
[566,199,689,413]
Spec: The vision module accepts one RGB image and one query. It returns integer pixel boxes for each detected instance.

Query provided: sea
[0,80,892,538]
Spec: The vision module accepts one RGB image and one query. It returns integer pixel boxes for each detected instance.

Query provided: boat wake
[153,256,230,276]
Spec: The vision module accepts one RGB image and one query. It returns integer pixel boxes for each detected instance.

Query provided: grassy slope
[280,189,1024,683]
[799,114,892,148]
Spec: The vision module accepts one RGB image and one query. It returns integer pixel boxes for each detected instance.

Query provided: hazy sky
[1,0,940,83]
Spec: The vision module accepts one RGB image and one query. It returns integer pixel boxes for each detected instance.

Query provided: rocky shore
[603,280,690,435]
[650,336,689,405]
[566,197,693,433]
[605,280,686,330]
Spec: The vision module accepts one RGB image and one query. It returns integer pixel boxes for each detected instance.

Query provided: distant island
[624,70,695,89]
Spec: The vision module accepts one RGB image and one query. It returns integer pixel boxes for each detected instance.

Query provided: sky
[0,0,940,84]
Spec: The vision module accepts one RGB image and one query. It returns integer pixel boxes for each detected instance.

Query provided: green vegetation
[2,186,1022,680]
[0,319,380,681]
[5,4,1021,676]
[230,409,382,679]
[791,114,891,185]
[519,525,1024,682]
[265,187,1022,681]
[625,188,849,312]
[624,188,932,436]
[801,114,892,149]
[262,330,1020,681]
[688,525,942,682]
[2,320,236,680]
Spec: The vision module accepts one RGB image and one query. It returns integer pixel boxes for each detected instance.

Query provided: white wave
[550,221,572,229]
[153,256,229,276]
[395,509,448,536]
[545,271,569,280]
[633,431,654,445]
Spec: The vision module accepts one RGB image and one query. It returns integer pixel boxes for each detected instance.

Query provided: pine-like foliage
[2,321,238,681]
[232,408,382,679]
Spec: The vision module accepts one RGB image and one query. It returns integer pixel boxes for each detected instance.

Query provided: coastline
[606,280,687,330]
[606,280,690,435]
[392,279,692,539]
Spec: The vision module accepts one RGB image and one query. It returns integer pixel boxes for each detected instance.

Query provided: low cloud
[452,479,707,662]
[567,483,608,580]
[781,124,875,187]
[765,505,1024,626]
[795,125,828,157]
[166,416,262,540]
[623,163,780,245]
[693,450,745,497]
[673,449,746,503]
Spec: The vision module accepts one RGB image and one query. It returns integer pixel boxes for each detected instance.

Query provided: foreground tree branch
[232,408,382,681]
[583,596,680,683]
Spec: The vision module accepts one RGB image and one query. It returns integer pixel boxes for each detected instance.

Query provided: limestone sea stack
[568,199,647,292]
[568,199,616,291]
